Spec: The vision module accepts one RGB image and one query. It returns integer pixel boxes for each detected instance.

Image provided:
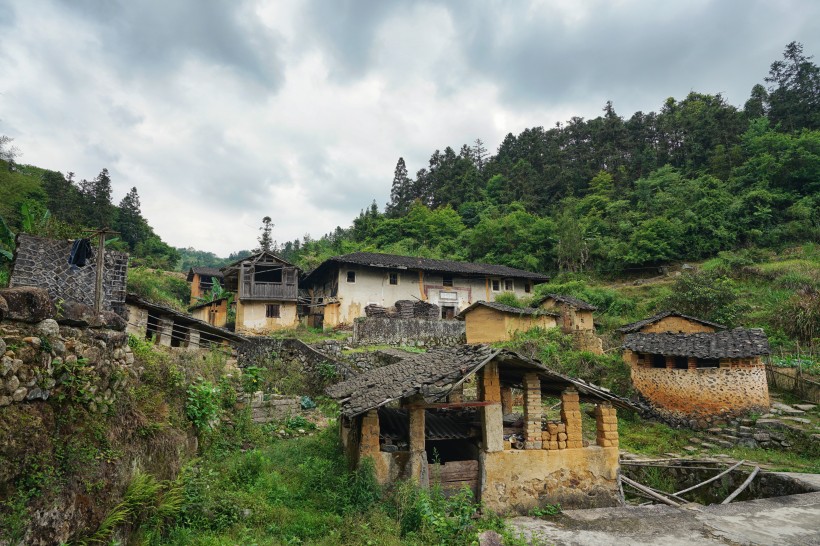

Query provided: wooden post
[94,230,106,314]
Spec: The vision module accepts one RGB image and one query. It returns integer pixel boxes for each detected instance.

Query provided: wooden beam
[720,466,760,505]
[621,476,681,507]
[674,460,746,496]
[408,401,497,409]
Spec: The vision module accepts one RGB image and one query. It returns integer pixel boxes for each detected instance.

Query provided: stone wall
[480,446,621,513]
[631,365,770,423]
[238,391,300,424]
[235,337,356,390]
[352,317,465,347]
[10,234,128,316]
[1,319,135,412]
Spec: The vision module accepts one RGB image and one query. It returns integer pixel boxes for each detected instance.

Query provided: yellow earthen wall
[465,307,557,343]
[191,300,228,328]
[631,365,770,417]
[235,301,298,334]
[639,316,717,334]
[481,446,620,512]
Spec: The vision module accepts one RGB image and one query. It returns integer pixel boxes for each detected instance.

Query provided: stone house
[220,251,300,334]
[302,252,549,329]
[456,301,559,343]
[326,345,631,513]
[617,311,726,336]
[622,327,770,424]
[186,267,224,305]
[126,294,246,348]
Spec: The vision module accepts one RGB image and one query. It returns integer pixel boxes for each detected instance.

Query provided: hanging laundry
[68,238,94,267]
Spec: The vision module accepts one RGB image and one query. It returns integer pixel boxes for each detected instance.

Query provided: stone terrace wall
[1,319,135,412]
[632,366,769,424]
[238,391,300,424]
[352,317,465,347]
[10,234,128,316]
[235,337,356,389]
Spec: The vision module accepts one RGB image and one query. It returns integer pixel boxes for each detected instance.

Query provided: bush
[185,380,221,431]
[659,271,747,326]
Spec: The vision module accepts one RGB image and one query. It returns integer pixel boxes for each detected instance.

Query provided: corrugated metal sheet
[378,408,477,441]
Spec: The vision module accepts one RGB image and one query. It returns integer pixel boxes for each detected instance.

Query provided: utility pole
[84,227,119,314]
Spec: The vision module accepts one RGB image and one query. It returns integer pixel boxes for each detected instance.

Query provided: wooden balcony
[240,282,298,301]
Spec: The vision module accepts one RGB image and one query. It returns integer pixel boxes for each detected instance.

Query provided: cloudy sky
[1,0,818,256]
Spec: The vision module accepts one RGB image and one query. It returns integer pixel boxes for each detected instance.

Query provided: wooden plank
[409,401,496,409]
[721,467,760,505]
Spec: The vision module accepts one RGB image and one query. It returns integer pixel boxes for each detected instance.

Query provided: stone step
[794,404,816,411]
[782,416,812,425]
[772,402,805,414]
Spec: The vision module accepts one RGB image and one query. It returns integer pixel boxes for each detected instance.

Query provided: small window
[442,275,454,287]
[524,282,531,293]
[347,271,356,283]
[675,356,688,370]
[389,273,398,285]
[697,358,719,369]
[504,279,513,291]
[492,279,500,291]
[651,354,666,368]
[266,304,280,318]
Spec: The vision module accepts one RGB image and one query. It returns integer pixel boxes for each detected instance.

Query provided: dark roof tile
[622,328,770,359]
[535,294,598,311]
[456,300,560,320]
[617,311,727,334]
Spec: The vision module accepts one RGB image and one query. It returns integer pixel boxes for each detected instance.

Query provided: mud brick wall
[352,317,465,347]
[631,366,770,419]
[10,234,128,316]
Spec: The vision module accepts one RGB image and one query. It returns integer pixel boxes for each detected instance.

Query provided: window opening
[254,266,283,283]
[674,356,688,369]
[697,358,719,368]
[266,304,281,318]
[443,275,454,287]
[524,282,531,293]
[347,271,356,283]
[651,354,666,368]
[492,279,500,291]
[389,272,398,285]
[504,279,513,291]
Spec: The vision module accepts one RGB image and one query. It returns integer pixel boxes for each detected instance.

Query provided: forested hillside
[277,42,820,274]
[0,152,179,274]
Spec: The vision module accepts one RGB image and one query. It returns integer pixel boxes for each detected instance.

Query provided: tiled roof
[617,311,727,334]
[188,296,230,312]
[125,293,247,343]
[186,267,224,282]
[303,252,549,285]
[327,345,639,417]
[622,328,770,359]
[535,294,598,311]
[455,300,560,320]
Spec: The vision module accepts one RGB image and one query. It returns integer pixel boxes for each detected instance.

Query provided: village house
[535,294,603,354]
[327,345,631,513]
[186,267,224,305]
[302,252,549,329]
[617,310,726,336]
[220,251,300,334]
[188,296,231,328]
[621,326,771,424]
[126,293,246,348]
[456,301,559,343]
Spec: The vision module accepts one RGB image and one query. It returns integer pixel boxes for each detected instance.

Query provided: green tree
[660,271,747,326]
[765,41,820,131]
[385,157,413,217]
[257,216,275,252]
[115,187,147,249]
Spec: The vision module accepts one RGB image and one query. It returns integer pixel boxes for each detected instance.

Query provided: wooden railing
[240,282,298,300]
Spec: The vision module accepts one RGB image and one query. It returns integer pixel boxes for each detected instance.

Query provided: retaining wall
[352,317,465,347]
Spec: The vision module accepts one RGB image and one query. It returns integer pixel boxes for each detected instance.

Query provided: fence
[765,355,820,403]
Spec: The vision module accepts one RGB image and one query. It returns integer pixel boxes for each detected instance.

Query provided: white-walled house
[301,252,549,328]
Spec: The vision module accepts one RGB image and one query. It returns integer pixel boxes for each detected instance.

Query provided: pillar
[687,357,697,371]
[359,410,381,463]
[158,317,174,347]
[665,355,675,369]
[479,362,504,452]
[560,388,583,449]
[408,400,427,483]
[595,403,619,448]
[523,373,542,449]
[187,328,201,349]
[500,386,513,415]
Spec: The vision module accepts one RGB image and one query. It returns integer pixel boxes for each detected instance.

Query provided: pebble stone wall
[352,317,465,347]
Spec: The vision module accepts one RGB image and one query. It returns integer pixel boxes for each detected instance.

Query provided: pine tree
[257,216,275,252]
[116,187,147,249]
[471,138,487,171]
[385,157,413,217]
[82,168,115,228]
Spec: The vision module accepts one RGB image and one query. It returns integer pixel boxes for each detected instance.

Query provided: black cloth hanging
[68,238,94,267]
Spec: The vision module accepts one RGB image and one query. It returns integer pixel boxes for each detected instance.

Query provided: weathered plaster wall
[539,301,594,333]
[352,317,466,347]
[480,446,620,513]
[236,301,298,333]
[330,266,534,325]
[639,317,717,334]
[631,366,770,418]
[125,304,149,338]
[10,234,128,316]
